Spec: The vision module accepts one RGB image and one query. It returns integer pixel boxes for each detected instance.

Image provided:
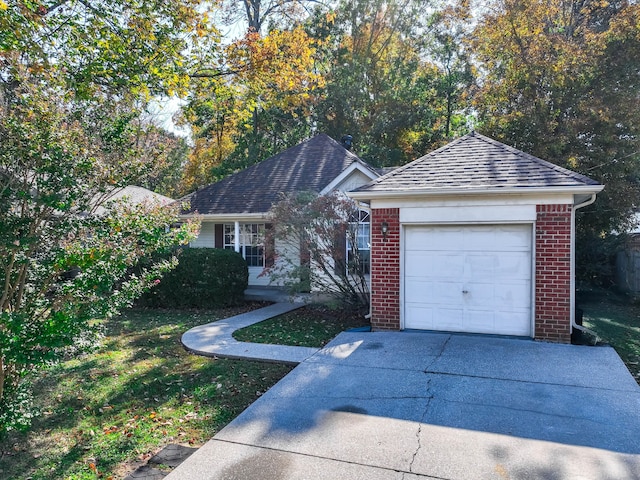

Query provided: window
[347,210,370,275]
[224,223,265,267]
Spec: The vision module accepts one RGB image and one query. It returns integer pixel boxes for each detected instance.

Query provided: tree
[182,25,324,188]
[0,0,219,99]
[311,0,467,167]
[472,0,640,236]
[427,3,475,140]
[134,125,190,198]
[264,191,370,308]
[0,0,212,432]
[218,0,328,35]
[177,80,246,193]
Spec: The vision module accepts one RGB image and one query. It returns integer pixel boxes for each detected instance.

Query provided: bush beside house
[138,248,248,308]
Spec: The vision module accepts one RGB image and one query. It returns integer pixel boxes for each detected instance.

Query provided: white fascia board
[348,184,604,201]
[370,193,575,209]
[320,162,379,195]
[179,212,269,222]
[400,204,537,223]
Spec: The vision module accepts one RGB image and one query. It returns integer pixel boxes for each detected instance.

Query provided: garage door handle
[462,290,469,294]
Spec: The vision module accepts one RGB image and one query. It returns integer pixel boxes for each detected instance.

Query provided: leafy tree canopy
[473,0,640,235]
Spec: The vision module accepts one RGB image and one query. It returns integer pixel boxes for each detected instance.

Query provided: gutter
[571,193,600,342]
[349,184,604,201]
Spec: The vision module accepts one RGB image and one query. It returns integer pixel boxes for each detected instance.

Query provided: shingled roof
[183,134,374,215]
[352,131,602,195]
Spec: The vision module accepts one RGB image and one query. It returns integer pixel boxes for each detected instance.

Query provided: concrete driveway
[166,332,640,480]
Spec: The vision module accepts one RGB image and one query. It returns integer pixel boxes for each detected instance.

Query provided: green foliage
[310,0,473,167]
[473,0,640,235]
[0,0,220,99]
[0,68,199,434]
[138,248,249,309]
[575,231,623,287]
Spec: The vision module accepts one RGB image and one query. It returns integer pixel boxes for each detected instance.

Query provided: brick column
[535,204,572,343]
[370,208,401,330]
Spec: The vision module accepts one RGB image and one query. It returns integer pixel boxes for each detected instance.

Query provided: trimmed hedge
[138,248,249,308]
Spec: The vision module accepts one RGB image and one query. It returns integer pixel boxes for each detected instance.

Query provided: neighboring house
[349,132,604,343]
[93,185,174,215]
[180,134,379,286]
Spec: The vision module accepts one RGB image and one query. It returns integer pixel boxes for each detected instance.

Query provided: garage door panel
[464,309,497,332]
[494,253,531,280]
[462,283,495,308]
[433,254,464,278]
[496,225,532,249]
[405,280,435,303]
[433,308,464,330]
[493,311,531,336]
[464,227,498,251]
[404,305,434,330]
[404,224,532,336]
[406,253,464,279]
[406,226,465,251]
[494,282,530,307]
[465,254,497,278]
[405,253,434,277]
[433,282,465,304]
[407,283,464,306]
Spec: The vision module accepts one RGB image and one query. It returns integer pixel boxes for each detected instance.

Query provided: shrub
[138,248,248,308]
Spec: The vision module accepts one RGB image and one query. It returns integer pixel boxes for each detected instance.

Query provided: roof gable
[353,132,602,195]
[184,134,373,215]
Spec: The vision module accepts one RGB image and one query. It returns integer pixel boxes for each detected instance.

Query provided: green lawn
[0,305,292,480]
[579,290,640,384]
[232,304,370,348]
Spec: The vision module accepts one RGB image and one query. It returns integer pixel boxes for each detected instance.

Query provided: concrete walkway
[181,302,320,365]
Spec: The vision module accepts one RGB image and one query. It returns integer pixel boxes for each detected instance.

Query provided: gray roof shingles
[353,131,601,194]
[183,134,370,215]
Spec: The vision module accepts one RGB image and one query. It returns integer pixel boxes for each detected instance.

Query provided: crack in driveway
[408,336,452,474]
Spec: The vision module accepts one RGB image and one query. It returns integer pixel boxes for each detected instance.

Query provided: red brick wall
[370,208,401,330]
[535,204,572,343]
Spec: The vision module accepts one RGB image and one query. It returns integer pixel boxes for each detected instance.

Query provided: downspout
[571,193,599,341]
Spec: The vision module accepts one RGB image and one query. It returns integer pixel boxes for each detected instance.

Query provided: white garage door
[404,224,532,336]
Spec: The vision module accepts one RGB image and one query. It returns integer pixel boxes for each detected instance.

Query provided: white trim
[320,162,379,195]
[400,223,406,330]
[529,222,537,338]
[370,194,576,209]
[180,213,269,221]
[234,221,240,253]
[400,205,537,224]
[349,184,604,201]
